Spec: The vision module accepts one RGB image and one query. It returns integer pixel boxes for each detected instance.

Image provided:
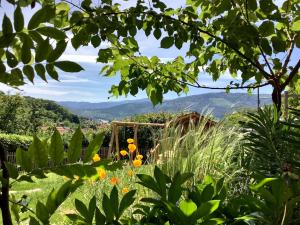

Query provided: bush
[0,133,32,152]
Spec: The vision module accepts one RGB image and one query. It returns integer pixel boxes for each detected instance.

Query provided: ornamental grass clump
[157,114,243,184]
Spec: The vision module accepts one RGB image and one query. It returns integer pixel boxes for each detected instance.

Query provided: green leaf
[29,216,40,225]
[154,166,167,198]
[118,190,136,219]
[54,61,84,72]
[3,14,13,35]
[179,200,197,216]
[4,161,19,179]
[102,194,114,222]
[110,186,119,217]
[35,64,47,81]
[35,38,51,62]
[36,27,67,40]
[91,35,101,47]
[95,208,106,225]
[46,64,58,80]
[47,40,68,62]
[250,178,278,190]
[271,36,286,52]
[258,21,274,37]
[49,129,64,166]
[23,65,34,82]
[29,135,48,168]
[161,36,174,48]
[16,147,33,172]
[36,201,49,224]
[67,127,83,163]
[75,199,89,219]
[14,5,24,32]
[21,38,32,64]
[291,20,300,31]
[154,28,162,39]
[192,200,220,219]
[28,6,55,30]
[83,132,104,163]
[260,38,272,55]
[6,50,18,68]
[247,0,257,10]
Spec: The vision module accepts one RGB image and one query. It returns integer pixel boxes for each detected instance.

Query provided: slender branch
[8,199,35,214]
[280,36,296,77]
[258,46,275,77]
[282,59,300,89]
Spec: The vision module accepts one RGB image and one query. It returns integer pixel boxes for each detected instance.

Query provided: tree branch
[282,59,300,89]
[280,36,296,77]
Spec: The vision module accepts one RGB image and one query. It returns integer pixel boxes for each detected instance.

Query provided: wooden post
[115,125,120,160]
[134,125,138,154]
[108,124,115,158]
[284,91,289,120]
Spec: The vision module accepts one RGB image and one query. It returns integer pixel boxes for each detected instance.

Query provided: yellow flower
[127,138,134,144]
[133,159,142,167]
[136,154,143,160]
[128,170,134,177]
[128,143,137,153]
[92,153,101,162]
[97,168,106,180]
[63,176,69,180]
[110,177,119,185]
[122,187,129,194]
[73,175,80,180]
[120,150,128,156]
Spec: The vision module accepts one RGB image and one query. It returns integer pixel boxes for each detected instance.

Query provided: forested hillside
[60,93,272,120]
[0,92,80,135]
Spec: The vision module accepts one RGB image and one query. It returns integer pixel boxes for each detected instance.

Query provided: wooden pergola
[107,121,165,159]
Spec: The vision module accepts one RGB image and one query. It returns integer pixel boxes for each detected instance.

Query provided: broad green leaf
[192,200,220,219]
[161,36,174,48]
[118,190,136,219]
[46,64,58,80]
[271,36,286,52]
[36,201,49,224]
[102,194,114,222]
[4,161,19,179]
[260,38,272,55]
[6,50,18,68]
[35,38,52,62]
[95,208,106,225]
[47,40,68,62]
[14,5,24,32]
[110,186,119,217]
[29,136,48,168]
[28,6,55,30]
[83,132,104,163]
[16,147,33,172]
[23,65,34,82]
[21,38,32,64]
[35,63,47,81]
[153,28,162,39]
[154,166,167,198]
[258,21,274,37]
[54,61,84,72]
[291,20,300,31]
[49,129,64,166]
[29,216,40,225]
[179,200,197,216]
[67,127,83,163]
[36,27,67,40]
[247,0,257,10]
[75,199,89,219]
[91,35,101,47]
[3,14,13,35]
[250,177,278,190]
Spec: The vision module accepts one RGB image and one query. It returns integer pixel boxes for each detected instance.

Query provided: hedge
[0,133,33,152]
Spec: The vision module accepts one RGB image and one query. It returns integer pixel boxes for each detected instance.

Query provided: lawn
[7,165,154,224]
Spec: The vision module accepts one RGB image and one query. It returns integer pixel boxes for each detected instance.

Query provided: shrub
[0,133,32,152]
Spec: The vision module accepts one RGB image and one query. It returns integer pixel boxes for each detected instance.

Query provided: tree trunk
[271,82,283,115]
[0,146,13,225]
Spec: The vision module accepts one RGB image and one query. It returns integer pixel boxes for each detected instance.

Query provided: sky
[0,0,290,102]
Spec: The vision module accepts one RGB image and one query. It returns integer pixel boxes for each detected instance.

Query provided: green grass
[5,165,154,224]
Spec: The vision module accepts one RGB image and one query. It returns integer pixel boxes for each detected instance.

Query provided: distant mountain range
[58,92,272,121]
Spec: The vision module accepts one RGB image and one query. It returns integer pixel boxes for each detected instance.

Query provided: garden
[0,0,300,224]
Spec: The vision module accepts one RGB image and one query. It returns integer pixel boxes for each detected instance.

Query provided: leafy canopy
[0,0,299,106]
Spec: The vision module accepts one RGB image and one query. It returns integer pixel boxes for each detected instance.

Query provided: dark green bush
[0,133,32,152]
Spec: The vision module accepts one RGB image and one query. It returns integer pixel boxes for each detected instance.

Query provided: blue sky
[0,0,291,102]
